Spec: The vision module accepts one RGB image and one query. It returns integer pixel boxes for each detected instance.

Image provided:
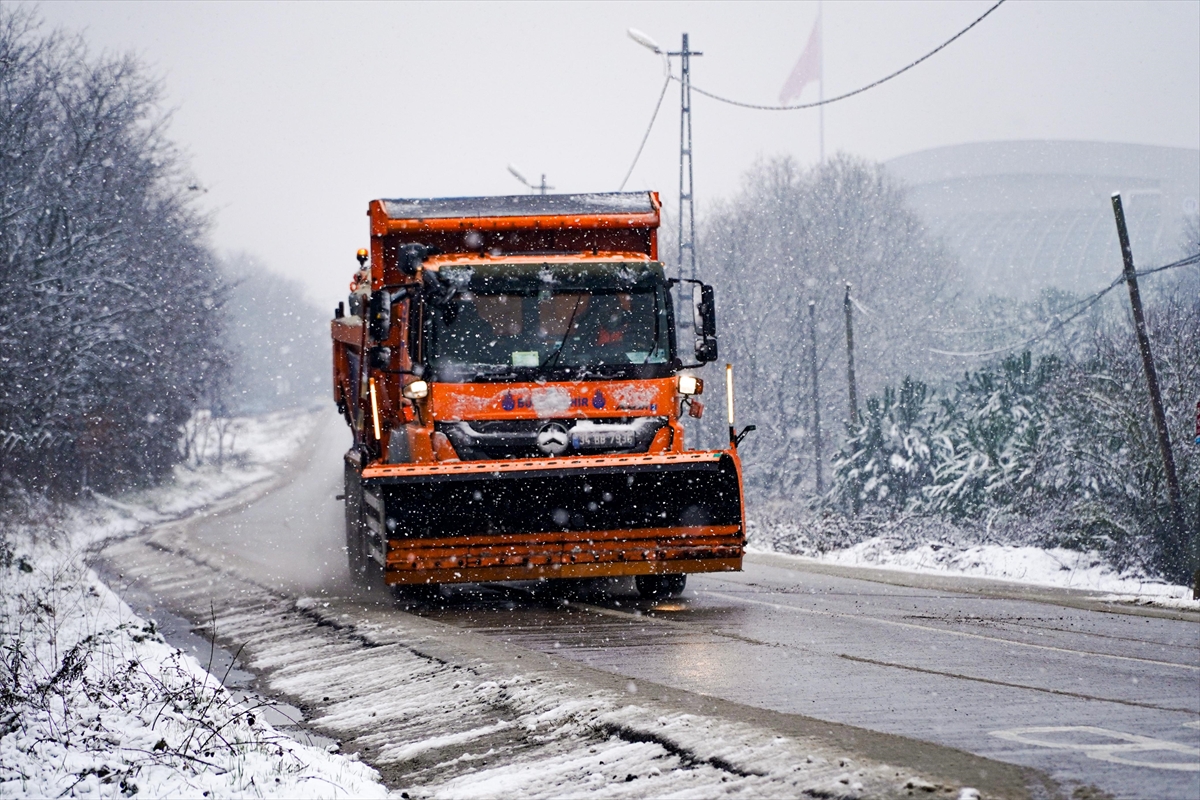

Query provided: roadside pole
[843,283,861,513]
[809,301,823,494]
[844,283,859,426]
[1110,193,1191,593]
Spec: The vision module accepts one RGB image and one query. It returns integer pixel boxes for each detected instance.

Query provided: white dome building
[886,141,1199,299]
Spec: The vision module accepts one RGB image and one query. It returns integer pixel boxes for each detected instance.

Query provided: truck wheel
[344,464,370,587]
[535,577,589,601]
[635,573,686,599]
[393,582,443,604]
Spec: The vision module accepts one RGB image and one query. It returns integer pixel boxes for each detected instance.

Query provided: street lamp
[627,28,661,55]
[628,29,670,78]
[507,163,553,195]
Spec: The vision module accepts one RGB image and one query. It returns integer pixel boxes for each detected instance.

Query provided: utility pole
[809,301,823,494]
[1111,193,1190,589]
[818,0,825,162]
[843,282,858,426]
[506,164,553,195]
[670,33,702,290]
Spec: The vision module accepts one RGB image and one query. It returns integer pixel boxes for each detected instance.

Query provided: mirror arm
[734,425,757,447]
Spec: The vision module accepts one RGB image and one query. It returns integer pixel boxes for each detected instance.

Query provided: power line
[928,252,1200,358]
[618,2,1008,218]
[619,72,672,191]
[686,0,1007,112]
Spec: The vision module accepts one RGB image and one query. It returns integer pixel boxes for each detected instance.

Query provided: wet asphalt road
[187,413,1200,799]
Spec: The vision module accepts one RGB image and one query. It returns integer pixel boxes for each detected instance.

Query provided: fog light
[678,374,703,396]
[403,379,429,399]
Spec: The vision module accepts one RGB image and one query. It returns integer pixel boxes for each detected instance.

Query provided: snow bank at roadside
[275,597,974,800]
[746,533,1198,610]
[817,538,1197,607]
[75,409,317,550]
[1,409,389,799]
[746,504,1198,610]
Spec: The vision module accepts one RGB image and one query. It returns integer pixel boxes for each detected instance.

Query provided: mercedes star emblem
[536,422,570,456]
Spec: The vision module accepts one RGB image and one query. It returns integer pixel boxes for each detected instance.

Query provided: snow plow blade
[359,451,744,585]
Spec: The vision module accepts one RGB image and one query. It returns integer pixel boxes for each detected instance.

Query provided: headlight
[677,374,703,396]
[403,379,429,399]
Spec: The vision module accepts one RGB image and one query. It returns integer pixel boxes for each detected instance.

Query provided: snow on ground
[822,537,1197,603]
[257,595,969,800]
[1,409,388,799]
[746,498,1198,611]
[748,534,1199,610]
[77,409,318,549]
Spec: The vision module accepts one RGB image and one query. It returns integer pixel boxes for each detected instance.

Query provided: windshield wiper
[471,365,521,380]
[541,295,584,369]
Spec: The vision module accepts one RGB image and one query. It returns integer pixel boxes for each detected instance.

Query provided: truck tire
[344,463,370,587]
[635,573,686,599]
[393,581,443,604]
[535,577,589,601]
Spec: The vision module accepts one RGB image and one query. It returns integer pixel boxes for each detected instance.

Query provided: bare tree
[0,7,227,497]
[697,154,961,496]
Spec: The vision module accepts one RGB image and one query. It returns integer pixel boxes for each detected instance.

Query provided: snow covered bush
[0,8,227,498]
[1041,277,1199,582]
[924,351,1058,516]
[827,274,1199,583]
[0,525,374,798]
[830,353,1057,516]
[827,377,936,512]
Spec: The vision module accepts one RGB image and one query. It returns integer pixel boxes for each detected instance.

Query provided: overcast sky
[22,0,1200,306]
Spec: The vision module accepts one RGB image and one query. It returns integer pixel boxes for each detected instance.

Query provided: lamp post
[629,30,702,323]
[507,164,553,195]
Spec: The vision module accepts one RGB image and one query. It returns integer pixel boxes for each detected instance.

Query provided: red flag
[779,16,822,105]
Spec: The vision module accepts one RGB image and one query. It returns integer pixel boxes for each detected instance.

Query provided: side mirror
[368,290,391,341]
[692,283,718,363]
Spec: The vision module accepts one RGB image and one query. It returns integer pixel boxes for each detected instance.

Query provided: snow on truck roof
[377,192,658,221]
[424,251,653,269]
[368,192,661,259]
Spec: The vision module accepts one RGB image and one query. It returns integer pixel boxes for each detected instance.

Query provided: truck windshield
[422,262,674,382]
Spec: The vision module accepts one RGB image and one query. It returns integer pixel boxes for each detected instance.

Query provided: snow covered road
[419,561,1198,800]
[96,411,1198,798]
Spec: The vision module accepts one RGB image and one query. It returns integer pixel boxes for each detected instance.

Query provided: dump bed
[366,192,661,286]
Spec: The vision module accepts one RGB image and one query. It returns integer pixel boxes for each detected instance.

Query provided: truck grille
[437,417,666,460]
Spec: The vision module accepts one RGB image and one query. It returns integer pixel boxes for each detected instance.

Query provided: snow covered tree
[697,154,962,495]
[827,276,1198,582]
[0,8,226,496]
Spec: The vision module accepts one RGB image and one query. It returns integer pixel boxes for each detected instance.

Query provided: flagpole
[818,0,824,162]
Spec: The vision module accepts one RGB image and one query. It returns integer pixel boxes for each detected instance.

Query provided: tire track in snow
[98,529,1043,799]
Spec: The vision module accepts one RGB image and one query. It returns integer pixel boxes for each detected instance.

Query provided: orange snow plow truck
[331,192,749,598]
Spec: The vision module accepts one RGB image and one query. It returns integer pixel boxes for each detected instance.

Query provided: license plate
[573,430,636,448]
